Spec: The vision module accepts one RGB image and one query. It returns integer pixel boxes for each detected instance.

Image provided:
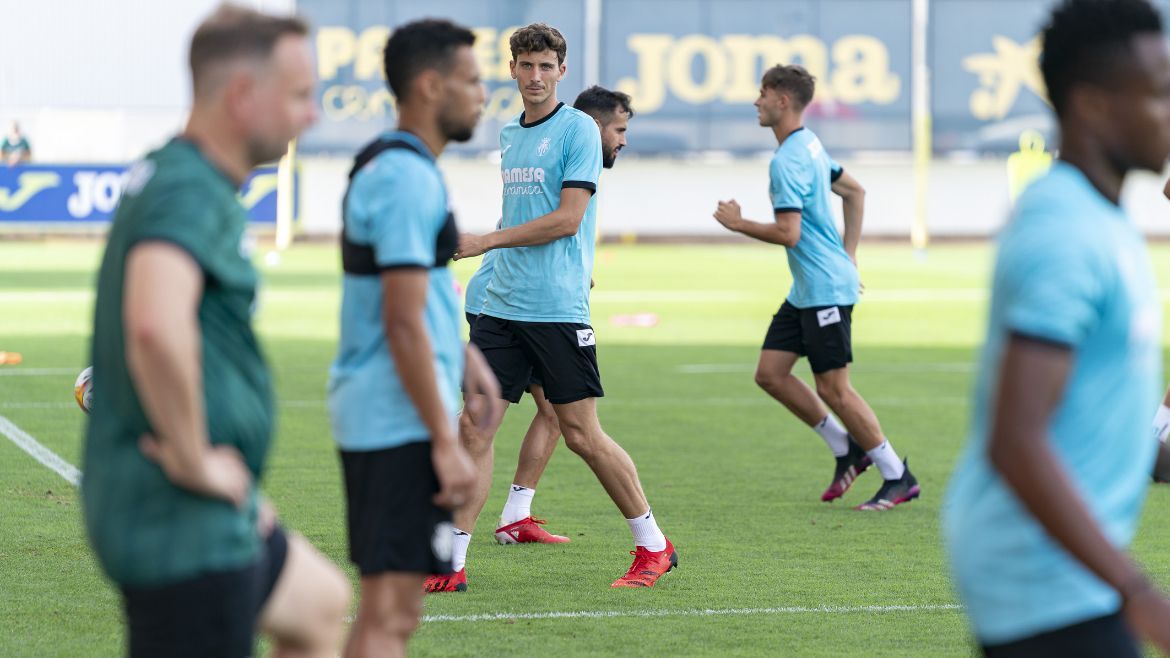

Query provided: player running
[712,63,919,510]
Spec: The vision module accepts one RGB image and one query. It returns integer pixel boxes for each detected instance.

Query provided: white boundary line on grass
[0,413,966,626]
[0,414,81,486]
[421,603,963,624]
[0,367,79,377]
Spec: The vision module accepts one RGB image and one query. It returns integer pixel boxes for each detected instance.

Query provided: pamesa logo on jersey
[501,166,549,197]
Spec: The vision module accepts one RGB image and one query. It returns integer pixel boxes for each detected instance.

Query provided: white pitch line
[0,368,80,377]
[677,362,976,374]
[0,415,81,486]
[422,603,963,624]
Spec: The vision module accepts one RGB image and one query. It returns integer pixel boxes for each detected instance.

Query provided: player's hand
[848,254,866,294]
[1123,584,1170,653]
[463,344,502,432]
[256,495,278,538]
[139,434,252,508]
[431,437,476,511]
[455,233,489,260]
[712,200,743,231]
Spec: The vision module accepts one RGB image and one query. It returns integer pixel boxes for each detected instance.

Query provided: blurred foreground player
[82,6,349,657]
[944,1,1170,655]
[327,18,501,657]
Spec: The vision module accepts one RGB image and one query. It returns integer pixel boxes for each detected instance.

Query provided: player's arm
[988,334,1158,606]
[126,242,250,507]
[382,268,455,445]
[712,199,800,247]
[380,267,475,508]
[455,187,592,258]
[831,170,865,262]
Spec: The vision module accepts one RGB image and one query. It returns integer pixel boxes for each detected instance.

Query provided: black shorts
[469,314,603,404]
[340,440,454,576]
[981,613,1139,658]
[120,525,289,658]
[466,312,543,390]
[762,301,853,374]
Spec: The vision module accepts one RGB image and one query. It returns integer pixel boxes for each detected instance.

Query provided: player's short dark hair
[509,23,568,65]
[761,64,816,109]
[573,86,635,124]
[1041,0,1163,116]
[189,4,309,95]
[383,19,476,102]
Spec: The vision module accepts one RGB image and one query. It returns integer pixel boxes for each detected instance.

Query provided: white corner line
[0,414,81,487]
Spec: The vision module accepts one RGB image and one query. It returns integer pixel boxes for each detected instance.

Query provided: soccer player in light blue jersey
[944,1,1170,655]
[328,19,501,654]
[431,24,677,591]
[712,64,919,511]
[461,87,635,550]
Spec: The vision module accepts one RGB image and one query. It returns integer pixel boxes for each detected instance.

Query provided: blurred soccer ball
[74,366,93,414]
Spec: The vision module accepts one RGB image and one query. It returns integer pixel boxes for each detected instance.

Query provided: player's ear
[558,62,567,80]
[222,68,257,122]
[508,59,517,80]
[416,68,442,104]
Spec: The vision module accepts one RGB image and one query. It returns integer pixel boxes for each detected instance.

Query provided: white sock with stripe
[451,529,471,573]
[500,484,535,525]
[813,414,850,457]
[866,440,905,480]
[626,508,667,552]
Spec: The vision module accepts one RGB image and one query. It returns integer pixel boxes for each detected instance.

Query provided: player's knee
[537,405,560,432]
[459,413,492,449]
[377,606,421,639]
[814,380,849,408]
[561,427,597,459]
[754,367,782,392]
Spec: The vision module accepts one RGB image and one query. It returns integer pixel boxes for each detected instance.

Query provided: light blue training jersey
[481,102,602,323]
[464,220,502,316]
[943,162,1161,644]
[770,127,858,308]
[327,131,464,451]
[464,251,494,315]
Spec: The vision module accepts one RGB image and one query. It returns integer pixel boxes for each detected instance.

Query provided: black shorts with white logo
[469,314,603,404]
[120,525,290,658]
[981,612,1140,658]
[466,312,544,390]
[340,440,454,576]
[762,300,853,374]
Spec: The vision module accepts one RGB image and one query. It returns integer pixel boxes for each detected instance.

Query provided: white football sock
[813,414,850,457]
[451,529,471,573]
[500,484,535,525]
[626,508,667,552]
[867,440,905,480]
[1154,404,1170,444]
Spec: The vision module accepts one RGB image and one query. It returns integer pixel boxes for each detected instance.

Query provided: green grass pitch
[3,240,1170,656]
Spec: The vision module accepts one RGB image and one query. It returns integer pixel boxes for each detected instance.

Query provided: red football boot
[494,516,571,544]
[423,568,467,593]
[611,538,678,588]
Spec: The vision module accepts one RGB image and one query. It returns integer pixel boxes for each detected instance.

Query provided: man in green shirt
[1,121,31,166]
[82,6,348,657]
